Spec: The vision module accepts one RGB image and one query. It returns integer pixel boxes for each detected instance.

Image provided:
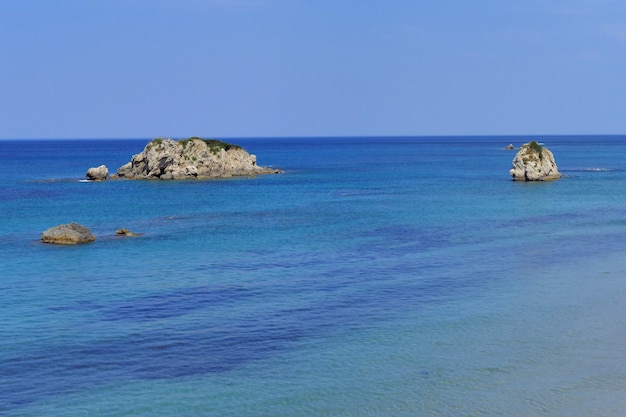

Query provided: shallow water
[2,136,626,416]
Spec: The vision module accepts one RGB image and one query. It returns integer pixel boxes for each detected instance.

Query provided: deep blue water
[2,136,626,416]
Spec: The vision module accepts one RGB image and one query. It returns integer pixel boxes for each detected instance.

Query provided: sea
[1,136,626,416]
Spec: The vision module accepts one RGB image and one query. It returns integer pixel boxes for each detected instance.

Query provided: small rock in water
[86,165,108,181]
[115,228,140,237]
[41,222,96,245]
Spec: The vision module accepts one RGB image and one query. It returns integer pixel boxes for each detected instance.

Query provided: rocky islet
[115,137,282,180]
[509,141,561,181]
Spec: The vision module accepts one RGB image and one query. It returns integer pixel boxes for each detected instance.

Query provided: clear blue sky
[2,0,625,139]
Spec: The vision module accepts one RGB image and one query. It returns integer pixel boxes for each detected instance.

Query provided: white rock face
[86,165,108,181]
[116,138,282,180]
[510,141,561,181]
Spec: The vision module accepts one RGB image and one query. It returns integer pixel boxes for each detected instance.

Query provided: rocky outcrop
[510,141,561,181]
[505,144,515,150]
[41,223,96,244]
[86,165,108,181]
[116,138,282,180]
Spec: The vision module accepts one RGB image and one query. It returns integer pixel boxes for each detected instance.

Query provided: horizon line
[1,133,626,141]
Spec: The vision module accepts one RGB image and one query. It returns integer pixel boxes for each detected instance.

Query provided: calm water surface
[1,136,626,416]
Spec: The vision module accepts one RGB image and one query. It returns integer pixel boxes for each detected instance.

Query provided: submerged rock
[86,165,108,181]
[41,222,96,244]
[115,228,141,237]
[116,137,282,180]
[510,141,561,181]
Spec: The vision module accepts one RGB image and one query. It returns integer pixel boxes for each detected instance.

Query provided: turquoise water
[2,136,626,416]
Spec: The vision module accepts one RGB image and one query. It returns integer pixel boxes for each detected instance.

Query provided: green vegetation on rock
[526,141,543,160]
[178,138,196,149]
[178,137,242,154]
[149,137,244,154]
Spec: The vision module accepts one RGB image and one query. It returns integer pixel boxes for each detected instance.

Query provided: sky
[1,0,626,139]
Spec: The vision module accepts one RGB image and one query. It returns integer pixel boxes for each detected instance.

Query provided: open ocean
[2,136,626,416]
